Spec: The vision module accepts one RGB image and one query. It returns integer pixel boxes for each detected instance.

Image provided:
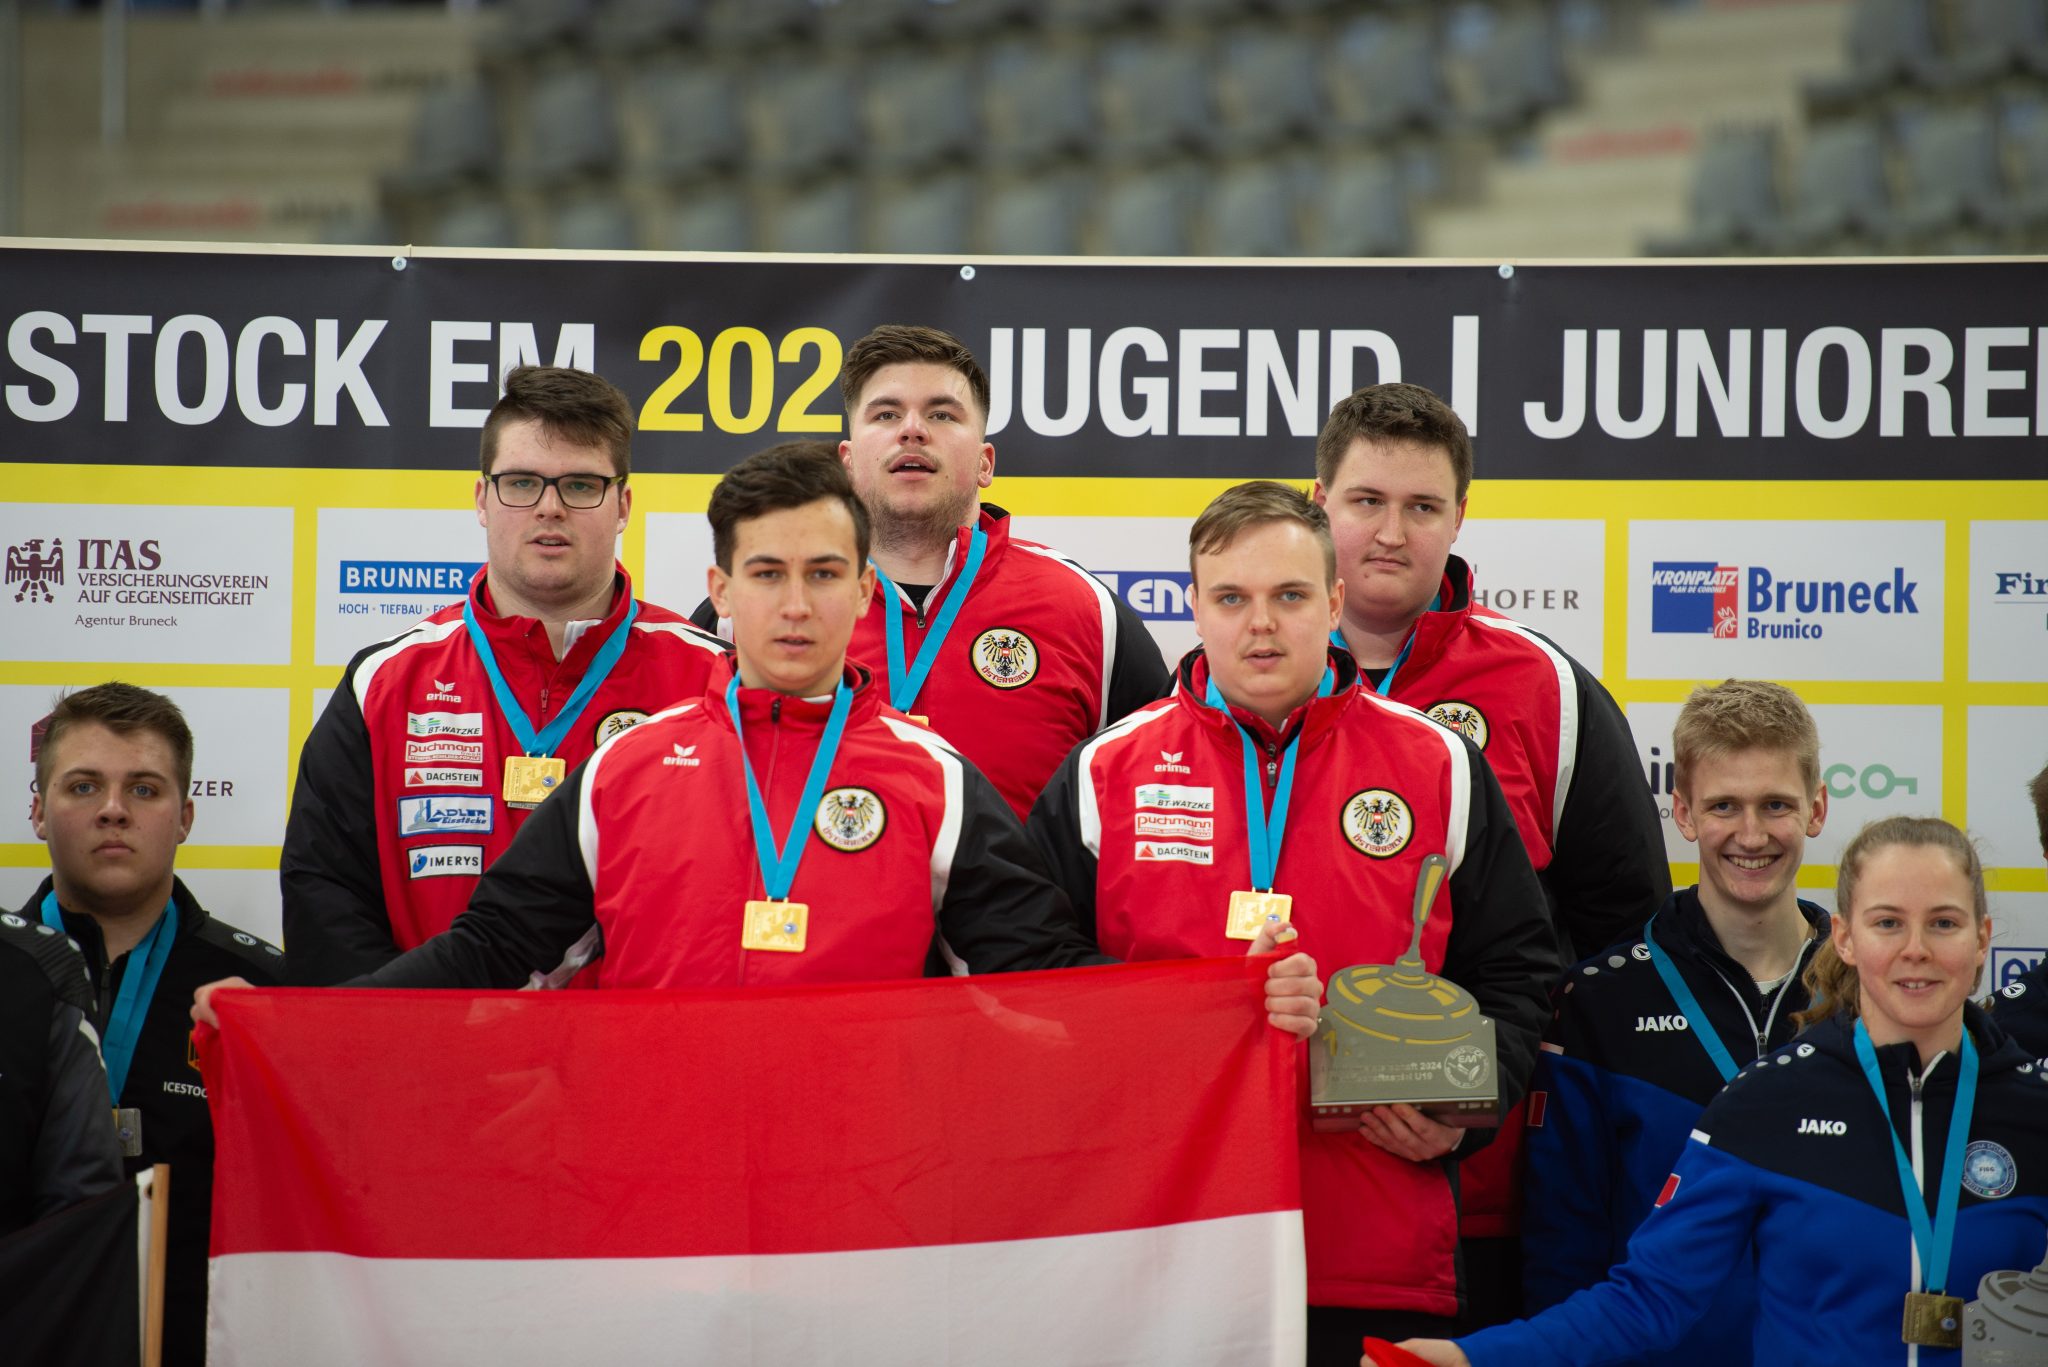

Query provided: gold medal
[1901,1291,1964,1348]
[503,755,568,809]
[742,899,809,953]
[1225,890,1292,941]
[908,714,930,727]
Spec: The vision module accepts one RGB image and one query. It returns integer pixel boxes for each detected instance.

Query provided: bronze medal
[503,754,568,809]
[1901,1290,1964,1348]
[1225,890,1292,942]
[741,899,809,953]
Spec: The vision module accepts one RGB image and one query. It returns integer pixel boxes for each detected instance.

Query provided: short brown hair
[1795,816,1987,1030]
[708,443,871,573]
[2030,758,2048,857]
[35,682,194,795]
[1315,382,1474,501]
[839,324,990,423]
[480,365,634,478]
[1672,679,1821,799]
[1189,480,1336,587]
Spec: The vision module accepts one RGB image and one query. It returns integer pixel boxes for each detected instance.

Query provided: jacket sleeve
[280,659,400,985]
[1461,1138,1762,1367]
[1023,742,1101,944]
[688,596,720,634]
[1103,595,1172,725]
[1546,658,1671,962]
[1520,993,1625,1312]
[1442,740,1565,1124]
[31,1003,125,1221]
[347,764,600,990]
[938,759,1116,974]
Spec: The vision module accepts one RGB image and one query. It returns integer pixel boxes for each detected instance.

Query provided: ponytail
[1793,937,1859,1031]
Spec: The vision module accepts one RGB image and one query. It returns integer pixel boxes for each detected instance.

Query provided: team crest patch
[1342,789,1413,858]
[1426,701,1490,750]
[814,787,886,852]
[594,710,652,745]
[971,628,1038,689]
[1963,1139,2018,1199]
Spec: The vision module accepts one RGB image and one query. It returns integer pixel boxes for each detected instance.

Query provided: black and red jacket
[282,566,729,985]
[1026,649,1560,1316]
[695,504,1169,819]
[353,659,1110,991]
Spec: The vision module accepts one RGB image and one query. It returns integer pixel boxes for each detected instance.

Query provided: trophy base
[1307,1097,1500,1133]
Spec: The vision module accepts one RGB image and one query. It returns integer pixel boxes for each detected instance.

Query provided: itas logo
[1153,750,1192,775]
[340,560,481,595]
[662,744,701,769]
[6,536,64,603]
[398,795,493,836]
[1094,570,1194,622]
[408,845,484,879]
[424,678,464,704]
[1649,562,1739,637]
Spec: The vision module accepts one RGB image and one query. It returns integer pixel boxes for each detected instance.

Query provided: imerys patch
[1426,701,1490,750]
[971,628,1038,689]
[1342,788,1413,859]
[814,787,886,852]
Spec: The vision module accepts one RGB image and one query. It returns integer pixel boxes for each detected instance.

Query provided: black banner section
[3,246,2044,480]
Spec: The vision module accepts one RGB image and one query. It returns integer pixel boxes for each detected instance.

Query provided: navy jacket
[1988,958,2048,1057]
[1468,1005,2048,1367]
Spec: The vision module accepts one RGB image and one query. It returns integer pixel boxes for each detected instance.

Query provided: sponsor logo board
[1969,522,2048,683]
[1966,707,2048,870]
[314,509,488,665]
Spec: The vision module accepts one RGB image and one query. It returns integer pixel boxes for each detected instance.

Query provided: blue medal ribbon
[462,594,639,758]
[726,676,853,901]
[875,526,987,714]
[1852,1019,1978,1297]
[1642,911,1742,1083]
[1203,665,1334,891]
[41,890,177,1105]
[1330,590,1440,697]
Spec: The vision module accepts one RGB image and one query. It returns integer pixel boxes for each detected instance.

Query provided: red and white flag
[201,958,1305,1365]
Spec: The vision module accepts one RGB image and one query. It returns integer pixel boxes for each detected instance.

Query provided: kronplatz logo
[1651,560,1919,641]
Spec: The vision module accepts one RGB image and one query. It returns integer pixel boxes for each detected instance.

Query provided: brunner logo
[339,560,481,594]
[6,536,63,603]
[1651,561,1920,641]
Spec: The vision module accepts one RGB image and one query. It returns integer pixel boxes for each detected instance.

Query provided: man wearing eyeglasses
[281,365,729,985]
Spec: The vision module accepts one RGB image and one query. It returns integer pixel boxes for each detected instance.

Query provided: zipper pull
[771,697,782,722]
[538,684,550,718]
[1756,1031,1768,1054]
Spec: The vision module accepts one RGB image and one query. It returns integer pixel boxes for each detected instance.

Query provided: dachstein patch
[1342,789,1413,858]
[971,628,1038,689]
[814,787,886,852]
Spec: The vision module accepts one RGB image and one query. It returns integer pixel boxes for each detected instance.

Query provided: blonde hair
[1794,816,1988,1030]
[1672,679,1821,799]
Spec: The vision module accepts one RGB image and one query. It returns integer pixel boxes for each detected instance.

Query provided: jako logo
[662,744,700,769]
[1154,750,1192,775]
[1636,1014,1691,1033]
[1093,570,1193,621]
[1652,561,1919,641]
[1797,1118,1848,1136]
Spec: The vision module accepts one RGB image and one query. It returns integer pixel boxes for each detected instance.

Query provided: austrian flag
[200,959,1306,1365]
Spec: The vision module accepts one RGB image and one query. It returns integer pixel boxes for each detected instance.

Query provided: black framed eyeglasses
[488,471,624,509]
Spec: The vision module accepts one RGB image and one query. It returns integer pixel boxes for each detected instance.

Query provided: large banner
[3,242,2045,972]
[198,957,1306,1366]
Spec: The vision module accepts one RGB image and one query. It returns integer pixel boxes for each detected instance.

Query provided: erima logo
[425,678,463,703]
[1154,750,1192,775]
[662,744,700,769]
[1636,1014,1691,1033]
[1797,1118,1848,1136]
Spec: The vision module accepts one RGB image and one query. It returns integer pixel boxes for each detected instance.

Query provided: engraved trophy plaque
[1309,853,1499,1132]
[1964,1240,2048,1365]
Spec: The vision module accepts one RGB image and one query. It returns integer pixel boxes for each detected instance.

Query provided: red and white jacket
[282,567,728,985]
[354,660,1109,991]
[1026,649,1559,1316]
[695,505,1169,820]
[1344,555,1671,1240]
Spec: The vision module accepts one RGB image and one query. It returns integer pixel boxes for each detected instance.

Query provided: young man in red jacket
[208,448,1321,1027]
[1311,383,1671,1320]
[282,365,729,985]
[1026,481,1559,1364]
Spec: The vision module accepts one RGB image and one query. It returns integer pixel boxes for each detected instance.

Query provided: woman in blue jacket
[1394,816,2048,1367]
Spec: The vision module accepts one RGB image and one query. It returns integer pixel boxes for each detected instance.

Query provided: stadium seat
[550,195,641,250]
[1936,0,2048,85]
[765,178,862,253]
[1097,34,1216,164]
[980,172,1088,255]
[1804,0,1940,112]
[1893,104,2012,238]
[1778,118,1892,249]
[927,0,1048,42]
[863,54,978,174]
[1097,164,1203,256]
[1652,125,1785,254]
[1325,16,1452,140]
[384,83,500,199]
[634,62,746,183]
[982,40,1095,170]
[1048,0,1161,30]
[1302,155,1413,257]
[814,0,933,48]
[423,197,521,249]
[521,67,622,187]
[1213,28,1321,154]
[480,0,599,64]
[747,63,862,181]
[662,185,754,251]
[702,0,817,51]
[871,173,975,254]
[590,0,706,57]
[1464,5,1572,137]
[1205,160,1300,257]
